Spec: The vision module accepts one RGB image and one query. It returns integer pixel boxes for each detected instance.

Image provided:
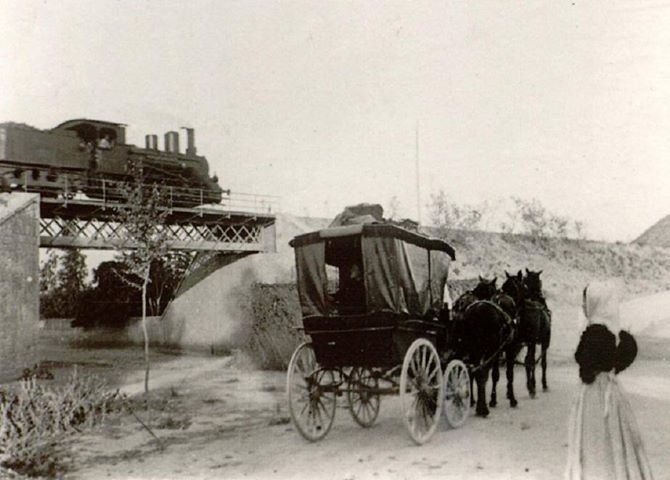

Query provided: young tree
[115,164,170,394]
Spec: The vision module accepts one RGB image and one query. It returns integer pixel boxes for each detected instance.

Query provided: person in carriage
[332,260,365,314]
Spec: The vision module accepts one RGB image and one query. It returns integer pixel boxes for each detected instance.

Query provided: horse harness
[521,298,552,325]
[462,299,517,373]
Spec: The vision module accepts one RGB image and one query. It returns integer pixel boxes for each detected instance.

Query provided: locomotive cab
[53,119,127,173]
[54,119,126,147]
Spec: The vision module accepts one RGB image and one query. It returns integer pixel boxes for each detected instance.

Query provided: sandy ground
[29,340,665,480]
[26,294,670,480]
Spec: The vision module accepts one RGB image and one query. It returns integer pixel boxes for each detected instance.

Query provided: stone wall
[0,193,40,382]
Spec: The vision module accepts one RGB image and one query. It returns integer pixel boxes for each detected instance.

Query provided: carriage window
[324,236,365,314]
[325,265,339,295]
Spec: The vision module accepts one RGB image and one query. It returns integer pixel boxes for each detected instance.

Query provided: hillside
[447,229,670,355]
[445,229,670,305]
[161,214,670,363]
[634,213,670,248]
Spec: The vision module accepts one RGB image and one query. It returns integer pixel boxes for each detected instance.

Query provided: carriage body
[287,224,471,444]
[290,223,455,368]
[302,312,444,369]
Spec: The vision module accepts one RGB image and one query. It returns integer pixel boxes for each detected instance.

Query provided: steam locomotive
[0,119,225,207]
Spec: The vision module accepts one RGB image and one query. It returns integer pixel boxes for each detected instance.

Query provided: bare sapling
[114,162,169,394]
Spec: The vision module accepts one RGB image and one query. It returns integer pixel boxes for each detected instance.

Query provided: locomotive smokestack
[145,134,158,150]
[182,127,196,156]
[164,131,180,154]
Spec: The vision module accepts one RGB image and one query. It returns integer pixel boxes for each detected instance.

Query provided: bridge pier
[0,193,40,382]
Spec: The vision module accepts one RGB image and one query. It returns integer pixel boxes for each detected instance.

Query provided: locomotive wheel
[346,367,381,428]
[399,338,444,445]
[286,342,336,442]
[443,359,471,428]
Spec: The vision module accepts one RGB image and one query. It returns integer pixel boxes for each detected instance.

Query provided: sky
[2,0,670,242]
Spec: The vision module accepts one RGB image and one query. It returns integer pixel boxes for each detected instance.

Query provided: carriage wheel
[286,342,337,442]
[443,359,471,428]
[346,367,381,428]
[399,338,444,445]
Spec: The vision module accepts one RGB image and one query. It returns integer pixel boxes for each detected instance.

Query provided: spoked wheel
[346,367,381,428]
[399,338,444,445]
[443,359,471,428]
[286,342,337,442]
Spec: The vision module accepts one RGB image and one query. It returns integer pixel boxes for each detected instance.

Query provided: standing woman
[565,278,654,480]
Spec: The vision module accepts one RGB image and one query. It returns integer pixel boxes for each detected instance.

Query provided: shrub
[241,283,305,370]
[0,370,122,477]
[502,197,586,240]
[429,190,485,238]
[72,261,141,328]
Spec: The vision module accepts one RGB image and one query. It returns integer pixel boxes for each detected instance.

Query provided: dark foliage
[72,255,190,328]
[240,283,306,370]
[39,249,88,319]
[72,261,141,328]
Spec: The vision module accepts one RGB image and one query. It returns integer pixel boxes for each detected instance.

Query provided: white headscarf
[581,278,625,332]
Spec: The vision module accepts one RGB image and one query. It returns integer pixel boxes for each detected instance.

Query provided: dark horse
[489,271,523,409]
[519,268,552,397]
[452,276,516,417]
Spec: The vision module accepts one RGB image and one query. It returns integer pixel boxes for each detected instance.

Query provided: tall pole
[415,120,421,225]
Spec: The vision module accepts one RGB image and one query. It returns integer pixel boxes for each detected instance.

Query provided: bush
[429,190,485,237]
[501,196,587,240]
[0,370,122,477]
[72,254,191,328]
[241,283,305,370]
[72,261,141,328]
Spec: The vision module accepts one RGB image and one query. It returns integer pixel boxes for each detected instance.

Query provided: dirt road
[62,351,669,480]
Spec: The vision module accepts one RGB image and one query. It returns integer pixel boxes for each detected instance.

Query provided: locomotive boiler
[0,119,225,207]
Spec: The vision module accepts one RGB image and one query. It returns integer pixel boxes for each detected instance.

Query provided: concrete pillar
[0,193,40,382]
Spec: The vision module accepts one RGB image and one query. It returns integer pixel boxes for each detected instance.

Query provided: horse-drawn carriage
[286,223,472,444]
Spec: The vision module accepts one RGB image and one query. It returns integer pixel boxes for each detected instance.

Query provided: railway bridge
[38,192,277,253]
[38,190,278,295]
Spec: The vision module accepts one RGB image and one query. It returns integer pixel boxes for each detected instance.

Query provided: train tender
[0,119,225,206]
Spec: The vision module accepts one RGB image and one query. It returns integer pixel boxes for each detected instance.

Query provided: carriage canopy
[289,224,455,318]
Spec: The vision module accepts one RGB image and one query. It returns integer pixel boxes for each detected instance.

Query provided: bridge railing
[8,167,280,215]
[208,191,281,215]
